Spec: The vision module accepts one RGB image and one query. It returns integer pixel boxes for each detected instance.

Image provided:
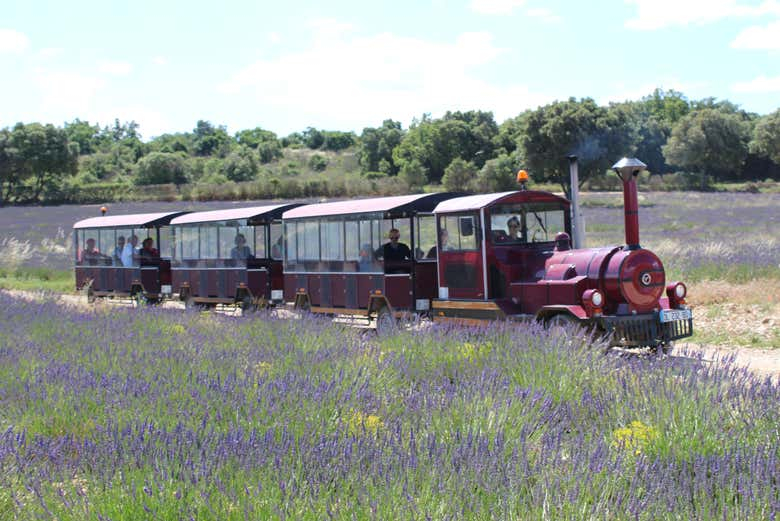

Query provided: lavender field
[1,292,779,519]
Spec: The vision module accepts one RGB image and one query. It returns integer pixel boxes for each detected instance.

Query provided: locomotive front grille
[600,313,693,348]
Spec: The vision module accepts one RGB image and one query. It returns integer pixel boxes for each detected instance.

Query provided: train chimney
[567,156,585,249]
[612,157,646,250]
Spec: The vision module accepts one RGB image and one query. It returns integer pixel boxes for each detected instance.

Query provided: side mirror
[459,216,474,237]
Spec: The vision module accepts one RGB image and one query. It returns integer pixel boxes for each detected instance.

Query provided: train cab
[281,193,459,324]
[431,190,571,323]
[169,204,301,309]
[73,211,188,302]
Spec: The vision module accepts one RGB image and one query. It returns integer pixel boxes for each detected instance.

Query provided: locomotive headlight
[674,282,686,299]
[582,289,604,316]
[591,290,604,307]
[666,282,687,307]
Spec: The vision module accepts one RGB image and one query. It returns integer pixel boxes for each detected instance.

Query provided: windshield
[490,203,567,244]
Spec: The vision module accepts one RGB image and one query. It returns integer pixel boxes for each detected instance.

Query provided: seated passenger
[358,244,374,272]
[427,229,450,259]
[506,216,521,240]
[270,236,283,259]
[113,236,125,265]
[377,228,411,262]
[80,238,107,264]
[231,233,254,260]
[121,235,139,266]
[139,237,159,258]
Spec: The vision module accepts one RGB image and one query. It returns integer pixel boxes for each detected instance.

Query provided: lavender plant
[1,293,778,519]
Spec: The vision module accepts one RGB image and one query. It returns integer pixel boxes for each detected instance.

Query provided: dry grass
[688,279,780,306]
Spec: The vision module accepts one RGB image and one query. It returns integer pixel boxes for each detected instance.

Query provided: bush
[309,154,329,172]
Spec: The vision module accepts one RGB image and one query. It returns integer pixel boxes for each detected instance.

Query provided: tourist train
[73,158,693,350]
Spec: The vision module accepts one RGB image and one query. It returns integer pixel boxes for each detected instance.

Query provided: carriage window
[359,219,380,255]
[491,203,567,244]
[285,222,298,269]
[381,219,411,248]
[159,227,172,258]
[269,222,282,260]
[99,229,116,263]
[321,220,344,262]
[416,215,436,260]
[301,220,320,262]
[440,215,478,251]
[345,220,359,261]
[200,226,218,259]
[179,226,199,259]
[255,226,267,259]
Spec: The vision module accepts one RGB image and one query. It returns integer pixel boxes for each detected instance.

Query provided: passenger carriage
[169,204,301,309]
[281,193,459,328]
[73,211,187,303]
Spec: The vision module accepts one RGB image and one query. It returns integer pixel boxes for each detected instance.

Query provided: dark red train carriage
[73,211,187,302]
[281,193,458,328]
[169,204,301,309]
[430,158,693,349]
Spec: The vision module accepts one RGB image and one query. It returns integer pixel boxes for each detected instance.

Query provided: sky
[1,0,779,140]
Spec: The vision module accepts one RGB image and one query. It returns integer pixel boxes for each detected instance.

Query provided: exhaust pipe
[567,156,585,249]
[612,157,646,250]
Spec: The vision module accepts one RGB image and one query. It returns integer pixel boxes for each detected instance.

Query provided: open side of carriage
[281,193,460,329]
[73,211,188,303]
[169,203,302,310]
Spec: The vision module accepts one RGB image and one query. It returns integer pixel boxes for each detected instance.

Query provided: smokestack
[612,157,646,250]
[567,156,585,249]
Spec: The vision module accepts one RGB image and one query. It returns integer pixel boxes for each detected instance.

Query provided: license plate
[660,308,691,323]
[161,285,172,294]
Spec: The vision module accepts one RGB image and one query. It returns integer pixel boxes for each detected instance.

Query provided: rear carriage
[73,211,186,303]
[169,204,301,309]
[281,193,458,327]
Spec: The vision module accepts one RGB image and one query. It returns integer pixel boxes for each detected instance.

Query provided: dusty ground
[4,280,780,379]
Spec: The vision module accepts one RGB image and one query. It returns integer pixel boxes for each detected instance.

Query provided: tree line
[1,89,778,206]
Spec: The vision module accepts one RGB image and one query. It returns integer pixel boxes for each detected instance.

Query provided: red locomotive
[428,158,692,349]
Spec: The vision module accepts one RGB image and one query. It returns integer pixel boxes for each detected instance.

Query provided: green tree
[442,158,476,192]
[148,133,192,154]
[358,120,404,175]
[321,131,356,151]
[398,158,428,190]
[749,109,780,165]
[9,122,79,202]
[222,145,258,182]
[308,154,328,172]
[134,152,190,185]
[63,119,103,155]
[518,98,635,197]
[234,127,279,149]
[302,127,324,149]
[476,154,520,192]
[193,120,231,157]
[662,108,751,180]
[0,128,19,206]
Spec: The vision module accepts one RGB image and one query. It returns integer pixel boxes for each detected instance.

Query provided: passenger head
[388,228,400,243]
[235,234,246,245]
[142,237,154,249]
[86,238,96,250]
[506,217,520,237]
[440,229,449,244]
[117,235,125,247]
[359,244,371,258]
[129,235,138,246]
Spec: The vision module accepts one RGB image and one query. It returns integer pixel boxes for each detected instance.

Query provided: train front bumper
[598,308,693,347]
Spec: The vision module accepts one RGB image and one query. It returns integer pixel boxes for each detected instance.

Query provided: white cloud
[33,69,106,113]
[624,0,780,30]
[91,105,170,139]
[601,79,708,104]
[469,0,527,15]
[526,8,562,23]
[98,60,133,76]
[152,55,168,66]
[731,20,780,49]
[217,28,552,132]
[732,75,780,92]
[37,47,64,59]
[0,28,29,53]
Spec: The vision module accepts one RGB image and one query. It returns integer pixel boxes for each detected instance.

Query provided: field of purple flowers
[1,292,779,519]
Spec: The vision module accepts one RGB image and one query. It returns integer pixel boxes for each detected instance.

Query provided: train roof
[170,203,302,225]
[283,193,459,220]
[433,190,570,213]
[73,211,188,229]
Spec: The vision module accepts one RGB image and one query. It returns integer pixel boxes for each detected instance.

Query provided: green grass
[0,267,73,293]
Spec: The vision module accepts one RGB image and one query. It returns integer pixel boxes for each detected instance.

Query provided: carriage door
[437,213,485,300]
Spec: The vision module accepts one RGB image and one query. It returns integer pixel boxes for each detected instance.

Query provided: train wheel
[375,307,397,336]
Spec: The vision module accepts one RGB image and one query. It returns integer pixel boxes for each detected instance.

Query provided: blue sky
[1,0,778,139]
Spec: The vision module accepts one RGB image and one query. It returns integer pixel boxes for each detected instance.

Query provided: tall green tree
[9,123,79,202]
[134,152,190,185]
[63,119,103,155]
[442,158,477,192]
[358,120,404,175]
[0,129,18,206]
[749,109,780,165]
[476,154,520,192]
[663,108,751,180]
[193,120,231,157]
[517,98,635,197]
[222,145,259,182]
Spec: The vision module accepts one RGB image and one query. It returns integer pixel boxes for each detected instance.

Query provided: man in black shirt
[379,228,411,262]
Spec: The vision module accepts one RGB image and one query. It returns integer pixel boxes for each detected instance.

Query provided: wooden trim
[432,300,501,311]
